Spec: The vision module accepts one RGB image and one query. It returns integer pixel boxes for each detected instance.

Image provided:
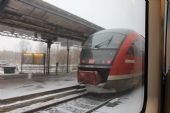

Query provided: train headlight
[106,59,112,64]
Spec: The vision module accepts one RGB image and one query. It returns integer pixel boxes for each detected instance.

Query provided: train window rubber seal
[162,0,169,113]
[140,0,148,113]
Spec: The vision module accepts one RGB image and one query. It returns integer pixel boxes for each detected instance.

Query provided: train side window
[135,38,145,56]
[128,44,135,56]
[128,38,144,57]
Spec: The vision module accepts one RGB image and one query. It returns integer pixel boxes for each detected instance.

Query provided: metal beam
[0,19,86,42]
[0,13,87,41]
[0,31,45,42]
[3,10,89,38]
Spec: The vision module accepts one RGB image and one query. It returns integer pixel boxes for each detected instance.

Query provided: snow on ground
[0,72,145,113]
[93,86,144,113]
[0,72,78,99]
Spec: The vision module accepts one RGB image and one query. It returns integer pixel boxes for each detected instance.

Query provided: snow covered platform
[0,72,78,100]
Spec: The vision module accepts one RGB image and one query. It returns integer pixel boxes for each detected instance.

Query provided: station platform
[0,72,78,100]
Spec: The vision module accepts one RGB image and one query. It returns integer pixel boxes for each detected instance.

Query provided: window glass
[80,49,117,65]
[83,32,125,49]
[0,0,146,113]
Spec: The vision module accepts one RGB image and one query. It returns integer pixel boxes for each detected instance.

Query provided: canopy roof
[0,0,104,42]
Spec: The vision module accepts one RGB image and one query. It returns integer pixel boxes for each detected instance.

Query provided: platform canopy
[0,0,104,43]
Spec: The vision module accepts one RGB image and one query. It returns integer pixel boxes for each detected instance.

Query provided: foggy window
[0,0,146,113]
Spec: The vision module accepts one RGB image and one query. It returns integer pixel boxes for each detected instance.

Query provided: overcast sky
[0,0,145,51]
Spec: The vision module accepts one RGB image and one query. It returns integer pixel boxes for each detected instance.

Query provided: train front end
[77,30,127,93]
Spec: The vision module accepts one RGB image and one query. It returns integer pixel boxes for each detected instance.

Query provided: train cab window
[128,38,145,57]
[83,32,125,49]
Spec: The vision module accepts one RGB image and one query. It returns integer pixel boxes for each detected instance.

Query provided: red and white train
[77,29,145,93]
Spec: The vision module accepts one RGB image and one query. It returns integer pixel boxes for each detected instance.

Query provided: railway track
[35,93,116,113]
[4,91,118,113]
[1,85,135,113]
[0,85,87,113]
[15,87,136,113]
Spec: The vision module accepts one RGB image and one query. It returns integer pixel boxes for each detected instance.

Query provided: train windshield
[83,32,126,49]
[81,32,125,65]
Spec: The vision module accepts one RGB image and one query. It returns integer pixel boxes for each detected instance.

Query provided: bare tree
[36,42,46,53]
[69,47,81,65]
[0,50,21,64]
[19,40,32,53]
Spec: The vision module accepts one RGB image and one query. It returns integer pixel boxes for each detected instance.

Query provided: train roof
[93,29,135,36]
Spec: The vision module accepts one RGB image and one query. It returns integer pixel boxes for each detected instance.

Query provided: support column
[46,40,52,75]
[66,39,69,73]
[21,53,23,73]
